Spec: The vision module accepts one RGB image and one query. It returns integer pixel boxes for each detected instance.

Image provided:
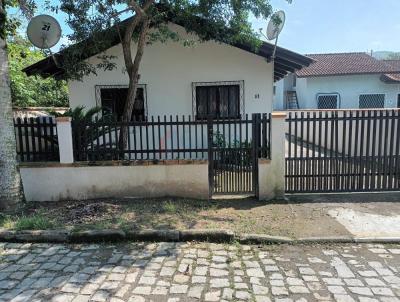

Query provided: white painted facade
[68,24,274,116]
[274,73,400,110]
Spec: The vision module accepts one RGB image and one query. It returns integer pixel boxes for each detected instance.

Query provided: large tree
[9,35,68,107]
[0,0,35,210]
[57,0,274,149]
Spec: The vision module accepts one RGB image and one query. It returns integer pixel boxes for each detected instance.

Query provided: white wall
[20,163,209,201]
[296,75,400,109]
[68,23,274,116]
[273,78,284,110]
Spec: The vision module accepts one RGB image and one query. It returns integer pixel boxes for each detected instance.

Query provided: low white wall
[258,160,281,200]
[20,162,209,201]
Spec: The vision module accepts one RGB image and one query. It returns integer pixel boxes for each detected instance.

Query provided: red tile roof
[296,52,400,78]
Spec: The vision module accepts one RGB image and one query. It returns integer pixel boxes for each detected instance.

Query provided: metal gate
[286,110,400,193]
[208,114,271,197]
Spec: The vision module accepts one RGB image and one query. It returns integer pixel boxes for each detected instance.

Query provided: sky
[256,0,400,54]
[10,0,400,55]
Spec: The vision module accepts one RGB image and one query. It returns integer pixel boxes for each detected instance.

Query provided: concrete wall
[68,23,274,116]
[296,75,400,109]
[20,162,209,201]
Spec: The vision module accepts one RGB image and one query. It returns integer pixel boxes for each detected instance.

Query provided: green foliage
[0,212,56,230]
[53,0,276,81]
[14,214,55,230]
[8,36,69,107]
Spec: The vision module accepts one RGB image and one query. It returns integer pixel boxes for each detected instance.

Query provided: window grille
[359,94,385,108]
[317,94,339,109]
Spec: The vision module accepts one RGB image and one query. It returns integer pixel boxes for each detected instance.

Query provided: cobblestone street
[0,242,399,302]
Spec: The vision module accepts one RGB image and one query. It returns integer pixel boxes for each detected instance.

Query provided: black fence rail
[72,114,271,162]
[209,114,270,196]
[286,110,400,193]
[14,117,59,162]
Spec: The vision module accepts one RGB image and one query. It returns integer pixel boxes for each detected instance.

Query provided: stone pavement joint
[0,242,399,301]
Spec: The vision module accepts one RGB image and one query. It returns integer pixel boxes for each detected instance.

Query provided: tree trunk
[0,3,23,210]
[118,17,150,152]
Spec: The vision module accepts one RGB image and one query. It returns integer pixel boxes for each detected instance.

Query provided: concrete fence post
[56,117,74,164]
[258,112,287,200]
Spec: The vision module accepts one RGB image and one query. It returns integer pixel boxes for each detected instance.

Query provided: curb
[239,234,292,244]
[126,230,180,242]
[1,228,400,245]
[180,229,235,243]
[69,229,125,243]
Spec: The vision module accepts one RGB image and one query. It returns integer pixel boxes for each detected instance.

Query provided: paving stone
[132,286,151,295]
[190,276,205,284]
[253,284,269,295]
[247,268,265,277]
[173,274,189,283]
[170,284,188,294]
[333,294,356,302]
[51,293,76,302]
[344,278,364,286]
[209,268,228,277]
[0,242,399,302]
[81,283,99,295]
[289,285,310,294]
[222,288,233,300]
[371,287,395,296]
[188,285,203,299]
[210,278,229,288]
[235,290,251,300]
[348,287,374,296]
[204,290,220,302]
[71,295,90,302]
[272,286,289,296]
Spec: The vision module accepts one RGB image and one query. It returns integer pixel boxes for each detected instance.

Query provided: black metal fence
[209,114,270,196]
[286,110,400,193]
[14,117,59,162]
[72,114,271,162]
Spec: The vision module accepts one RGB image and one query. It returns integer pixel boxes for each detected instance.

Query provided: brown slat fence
[286,110,400,193]
[13,117,59,162]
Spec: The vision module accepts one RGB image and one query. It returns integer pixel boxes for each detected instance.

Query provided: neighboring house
[274,52,400,110]
[23,19,311,120]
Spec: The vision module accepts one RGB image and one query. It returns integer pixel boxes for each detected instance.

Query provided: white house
[274,52,400,110]
[24,18,312,120]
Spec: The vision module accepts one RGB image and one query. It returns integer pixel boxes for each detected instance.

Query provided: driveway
[0,242,399,301]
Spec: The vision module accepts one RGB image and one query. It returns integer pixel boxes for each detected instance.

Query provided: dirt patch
[4,194,400,238]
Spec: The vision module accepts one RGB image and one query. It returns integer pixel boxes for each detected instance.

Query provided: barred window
[317,94,339,109]
[359,94,385,109]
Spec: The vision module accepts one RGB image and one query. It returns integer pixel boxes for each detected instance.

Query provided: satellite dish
[266,10,285,41]
[27,15,61,49]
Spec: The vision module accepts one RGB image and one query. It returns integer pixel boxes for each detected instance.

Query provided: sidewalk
[286,192,400,239]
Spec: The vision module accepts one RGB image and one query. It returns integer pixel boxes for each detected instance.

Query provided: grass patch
[14,214,56,230]
[162,200,178,214]
[0,214,15,229]
[2,214,56,231]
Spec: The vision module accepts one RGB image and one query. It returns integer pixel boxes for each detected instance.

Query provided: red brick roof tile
[296,52,400,77]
